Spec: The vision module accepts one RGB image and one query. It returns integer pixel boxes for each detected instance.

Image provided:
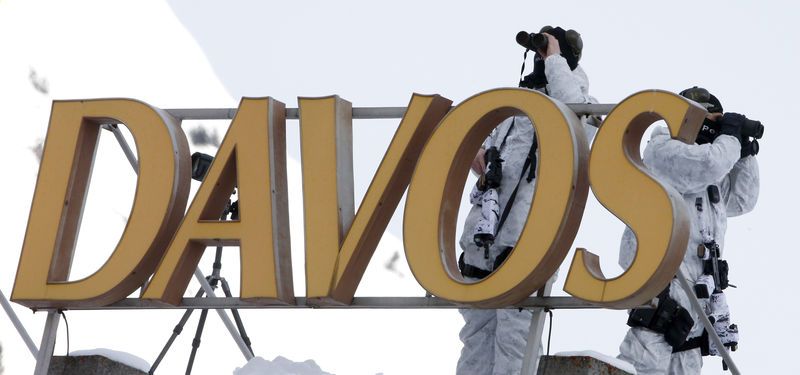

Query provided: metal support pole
[0,289,38,358]
[193,269,254,361]
[676,268,741,375]
[101,124,139,172]
[33,311,61,375]
[219,278,253,355]
[521,277,555,375]
[101,123,152,297]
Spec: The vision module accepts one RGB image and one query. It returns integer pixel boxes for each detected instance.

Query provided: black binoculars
[739,117,764,139]
[516,31,548,52]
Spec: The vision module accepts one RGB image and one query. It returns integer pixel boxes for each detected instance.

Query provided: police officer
[617,87,760,374]
[457,26,598,375]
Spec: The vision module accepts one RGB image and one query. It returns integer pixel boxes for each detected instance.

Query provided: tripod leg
[220,278,254,355]
[185,308,210,375]
[149,288,205,374]
[210,246,224,284]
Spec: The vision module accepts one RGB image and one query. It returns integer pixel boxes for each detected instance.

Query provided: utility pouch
[694,275,715,299]
[664,307,694,349]
[651,297,680,333]
[707,185,720,204]
[695,284,710,299]
[627,288,695,350]
[703,259,730,290]
[627,308,657,329]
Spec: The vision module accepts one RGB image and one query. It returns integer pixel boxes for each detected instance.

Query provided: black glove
[718,113,746,143]
[740,138,759,158]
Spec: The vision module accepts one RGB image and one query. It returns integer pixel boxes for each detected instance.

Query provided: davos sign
[12,89,706,310]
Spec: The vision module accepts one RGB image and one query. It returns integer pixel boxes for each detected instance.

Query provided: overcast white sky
[1,0,798,374]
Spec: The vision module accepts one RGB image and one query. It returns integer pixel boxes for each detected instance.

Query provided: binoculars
[516,31,549,52]
[738,116,764,140]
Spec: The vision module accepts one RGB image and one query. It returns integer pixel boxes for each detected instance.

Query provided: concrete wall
[537,355,634,375]
[49,355,146,375]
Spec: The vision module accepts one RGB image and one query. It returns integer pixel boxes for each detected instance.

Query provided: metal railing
[164,103,617,121]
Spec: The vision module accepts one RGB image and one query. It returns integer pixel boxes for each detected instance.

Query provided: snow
[553,350,637,374]
[68,348,151,372]
[233,356,333,375]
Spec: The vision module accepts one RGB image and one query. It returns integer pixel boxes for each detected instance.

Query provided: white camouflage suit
[616,127,759,374]
[457,54,597,375]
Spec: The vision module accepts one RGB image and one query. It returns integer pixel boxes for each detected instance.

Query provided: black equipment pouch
[694,283,710,299]
[664,307,694,349]
[627,284,695,350]
[703,258,730,290]
[627,308,657,329]
[707,185,720,204]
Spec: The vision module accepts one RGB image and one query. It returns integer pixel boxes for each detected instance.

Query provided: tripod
[148,196,253,374]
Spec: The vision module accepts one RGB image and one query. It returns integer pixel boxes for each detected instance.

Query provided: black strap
[458,253,492,279]
[518,49,530,87]
[495,132,538,236]
[499,118,515,150]
[493,247,513,270]
[526,133,538,182]
[458,247,514,278]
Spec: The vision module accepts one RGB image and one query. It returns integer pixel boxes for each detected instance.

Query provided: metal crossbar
[165,104,617,121]
[0,289,38,357]
[51,296,603,311]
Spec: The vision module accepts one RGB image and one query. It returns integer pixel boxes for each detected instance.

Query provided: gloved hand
[741,138,759,158]
[718,113,747,143]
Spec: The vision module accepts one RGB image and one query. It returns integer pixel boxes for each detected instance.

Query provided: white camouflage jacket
[460,54,597,271]
[619,127,760,337]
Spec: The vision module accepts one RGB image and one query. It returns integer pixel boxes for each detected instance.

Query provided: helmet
[679,86,723,113]
[679,86,724,144]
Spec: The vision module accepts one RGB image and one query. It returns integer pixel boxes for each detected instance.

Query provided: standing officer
[617,87,760,374]
[457,26,599,375]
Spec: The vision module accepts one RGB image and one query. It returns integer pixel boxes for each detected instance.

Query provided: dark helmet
[679,86,723,113]
[679,86,724,144]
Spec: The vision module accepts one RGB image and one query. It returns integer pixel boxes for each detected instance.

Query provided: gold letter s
[564,90,706,308]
